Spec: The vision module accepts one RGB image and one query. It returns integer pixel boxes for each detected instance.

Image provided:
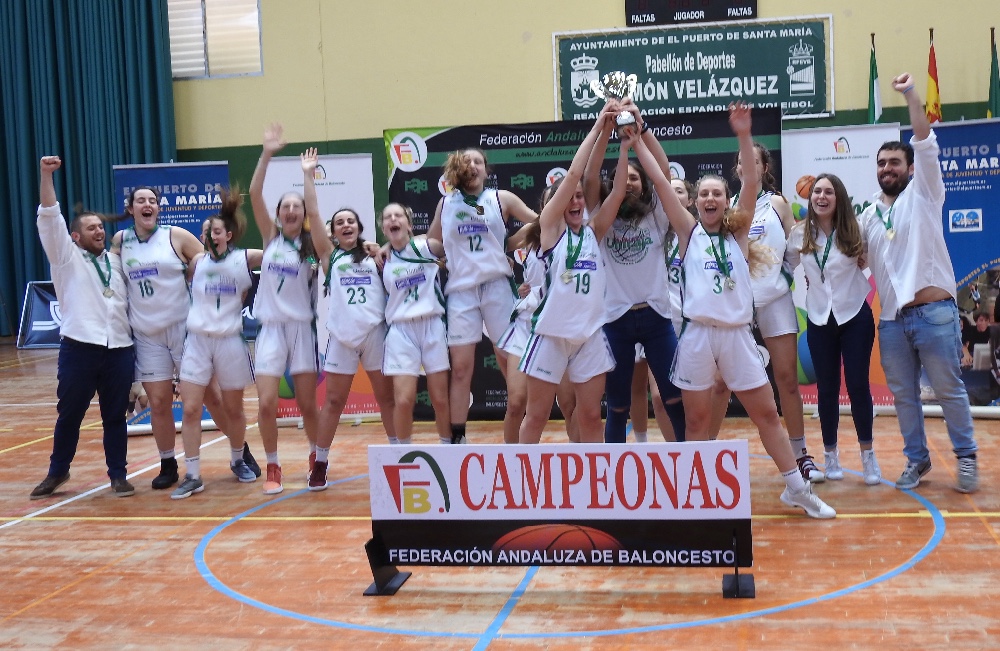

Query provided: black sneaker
[242,442,261,478]
[30,473,70,500]
[151,457,179,489]
[110,477,136,497]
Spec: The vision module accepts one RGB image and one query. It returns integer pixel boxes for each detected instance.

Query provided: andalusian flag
[989,28,999,118]
[868,34,882,123]
[926,29,942,123]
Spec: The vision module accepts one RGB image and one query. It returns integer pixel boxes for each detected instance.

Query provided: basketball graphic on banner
[492,524,622,554]
[795,308,816,385]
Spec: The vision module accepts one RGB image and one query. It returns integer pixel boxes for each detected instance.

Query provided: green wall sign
[555,16,831,120]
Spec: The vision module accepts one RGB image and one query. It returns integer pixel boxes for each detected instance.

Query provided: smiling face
[277,192,305,237]
[876,148,912,197]
[381,203,412,248]
[625,164,644,197]
[809,177,837,222]
[331,210,361,249]
[207,217,232,255]
[563,181,586,229]
[695,177,729,230]
[735,145,767,182]
[128,188,159,236]
[72,213,106,256]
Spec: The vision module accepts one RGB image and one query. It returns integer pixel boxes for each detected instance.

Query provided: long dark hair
[732,142,780,194]
[606,160,654,223]
[330,208,367,263]
[800,173,862,259]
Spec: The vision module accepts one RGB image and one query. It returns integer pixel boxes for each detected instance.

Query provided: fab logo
[383,451,451,514]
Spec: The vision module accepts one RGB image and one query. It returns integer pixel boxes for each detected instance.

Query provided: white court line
[0,434,229,532]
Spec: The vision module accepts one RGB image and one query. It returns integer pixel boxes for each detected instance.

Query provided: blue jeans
[603,306,684,443]
[807,302,875,449]
[49,338,134,479]
[878,299,978,464]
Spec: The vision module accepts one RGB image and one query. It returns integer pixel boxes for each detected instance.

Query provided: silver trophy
[590,71,639,137]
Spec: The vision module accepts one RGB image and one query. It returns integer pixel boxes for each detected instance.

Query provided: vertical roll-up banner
[259,154,381,422]
[780,123,900,408]
[386,111,782,419]
[16,282,60,348]
[112,162,231,239]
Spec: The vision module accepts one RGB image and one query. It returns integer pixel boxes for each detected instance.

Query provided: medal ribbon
[706,232,732,285]
[564,226,586,273]
[874,204,895,235]
[392,240,438,265]
[324,248,355,291]
[812,230,834,282]
[87,252,113,296]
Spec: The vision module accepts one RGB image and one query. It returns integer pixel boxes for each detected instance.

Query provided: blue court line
[194,462,946,643]
[472,566,539,650]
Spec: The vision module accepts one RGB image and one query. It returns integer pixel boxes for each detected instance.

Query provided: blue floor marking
[194,459,945,643]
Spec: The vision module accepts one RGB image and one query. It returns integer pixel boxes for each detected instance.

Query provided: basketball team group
[30,70,979,520]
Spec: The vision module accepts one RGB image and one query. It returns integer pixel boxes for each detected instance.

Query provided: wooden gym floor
[1,344,998,650]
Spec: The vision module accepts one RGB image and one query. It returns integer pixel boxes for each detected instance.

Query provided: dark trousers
[603,306,685,443]
[806,302,875,449]
[49,338,134,480]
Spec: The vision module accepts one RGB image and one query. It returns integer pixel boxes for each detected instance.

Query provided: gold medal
[103,287,114,298]
[725,277,736,290]
[886,228,895,240]
[561,271,573,284]
[475,205,484,216]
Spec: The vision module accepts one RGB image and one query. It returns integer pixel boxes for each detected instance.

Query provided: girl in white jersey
[727,144,822,483]
[786,174,881,485]
[380,203,451,444]
[249,125,331,495]
[581,109,687,446]
[171,189,264,498]
[518,104,628,444]
[427,149,537,444]
[630,102,835,519]
[309,209,396,490]
[498,220,579,444]
[112,188,251,490]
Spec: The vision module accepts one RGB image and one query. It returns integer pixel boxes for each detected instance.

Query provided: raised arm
[623,100,670,184]
[40,156,60,208]
[538,104,617,250]
[589,132,633,242]
[631,133,697,256]
[249,123,286,247]
[894,72,930,142]
[301,147,333,265]
[582,109,616,212]
[730,102,759,240]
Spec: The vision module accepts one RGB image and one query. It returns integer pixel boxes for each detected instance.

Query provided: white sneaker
[824,449,844,480]
[780,484,836,519]
[861,449,882,486]
[919,385,937,403]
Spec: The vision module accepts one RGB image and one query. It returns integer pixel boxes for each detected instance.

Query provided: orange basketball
[492,524,622,553]
[795,175,816,200]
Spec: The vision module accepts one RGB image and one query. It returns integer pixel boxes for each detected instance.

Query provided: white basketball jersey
[743,191,792,307]
[666,232,683,322]
[531,225,606,344]
[253,236,316,324]
[120,225,189,335]
[382,238,445,324]
[681,225,753,327]
[187,249,253,337]
[440,188,511,294]
[324,250,386,348]
[512,250,544,322]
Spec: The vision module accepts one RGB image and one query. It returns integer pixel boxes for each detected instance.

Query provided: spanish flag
[926,29,942,123]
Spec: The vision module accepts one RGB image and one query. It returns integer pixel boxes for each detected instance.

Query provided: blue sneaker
[171,474,204,499]
[231,459,257,483]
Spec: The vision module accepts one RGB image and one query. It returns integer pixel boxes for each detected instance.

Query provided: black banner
[625,0,758,26]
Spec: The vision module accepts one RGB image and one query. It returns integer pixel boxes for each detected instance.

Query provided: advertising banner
[780,123,901,406]
[386,110,781,419]
[368,440,752,568]
[260,153,376,240]
[624,0,757,27]
[554,15,832,120]
[16,282,60,348]
[112,162,230,239]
